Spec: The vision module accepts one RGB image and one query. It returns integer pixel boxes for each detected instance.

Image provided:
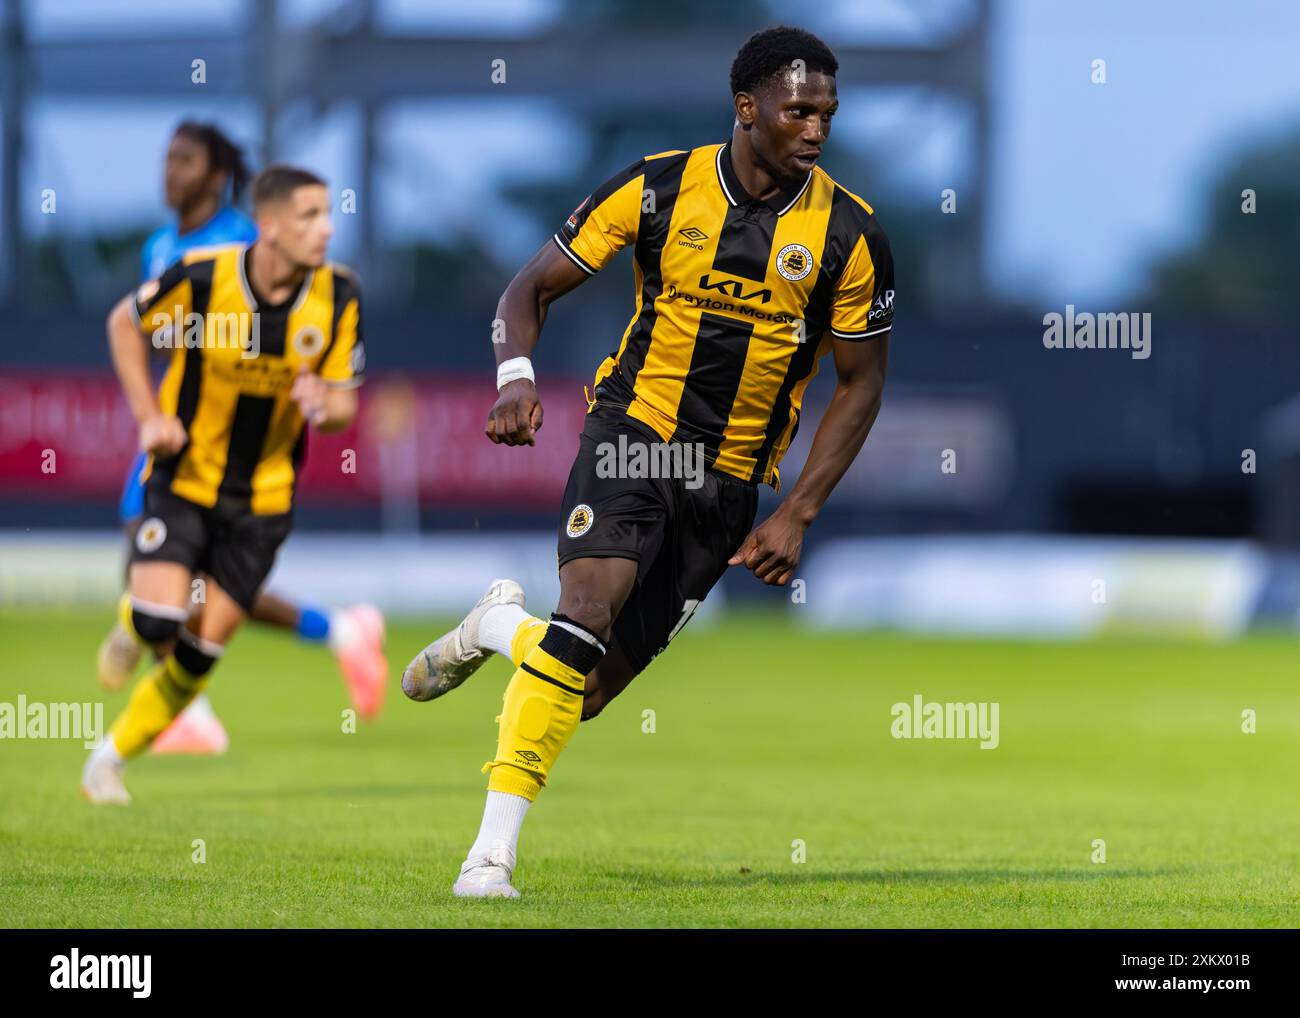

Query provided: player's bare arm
[730,333,889,586]
[106,293,186,456]
[485,241,589,447]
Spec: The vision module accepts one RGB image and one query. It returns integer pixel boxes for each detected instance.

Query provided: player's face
[262,184,334,269]
[746,70,838,180]
[164,133,222,210]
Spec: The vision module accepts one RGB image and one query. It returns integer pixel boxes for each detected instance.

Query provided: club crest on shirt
[775,243,814,281]
[566,504,594,538]
[292,324,326,357]
[136,517,167,553]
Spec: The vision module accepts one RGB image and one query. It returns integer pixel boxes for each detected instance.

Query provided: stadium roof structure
[0,0,991,309]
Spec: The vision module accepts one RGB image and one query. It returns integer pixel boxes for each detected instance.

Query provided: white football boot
[453,842,521,899]
[80,742,131,805]
[96,621,143,692]
[401,579,525,702]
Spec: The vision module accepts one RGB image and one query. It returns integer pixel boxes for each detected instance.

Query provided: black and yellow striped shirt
[131,244,365,515]
[554,142,894,488]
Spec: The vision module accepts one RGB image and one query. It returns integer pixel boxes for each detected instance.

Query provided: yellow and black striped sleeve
[319,269,365,388]
[552,157,649,275]
[130,259,192,341]
[829,215,895,341]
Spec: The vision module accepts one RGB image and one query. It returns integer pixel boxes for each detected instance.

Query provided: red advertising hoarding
[0,372,590,507]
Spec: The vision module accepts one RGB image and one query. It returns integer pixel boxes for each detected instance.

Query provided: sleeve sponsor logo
[868,288,895,324]
[565,195,590,232]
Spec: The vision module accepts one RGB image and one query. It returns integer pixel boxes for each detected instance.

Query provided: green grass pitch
[1,607,1298,928]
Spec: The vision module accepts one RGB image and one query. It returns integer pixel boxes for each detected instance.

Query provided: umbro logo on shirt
[677,226,709,250]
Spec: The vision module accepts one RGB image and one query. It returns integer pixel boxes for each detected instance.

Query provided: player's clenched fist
[728,507,807,586]
[486,378,544,446]
[291,362,330,426]
[139,413,187,456]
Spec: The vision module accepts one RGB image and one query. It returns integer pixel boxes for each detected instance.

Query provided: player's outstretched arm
[729,334,889,585]
[486,240,590,447]
[107,293,186,455]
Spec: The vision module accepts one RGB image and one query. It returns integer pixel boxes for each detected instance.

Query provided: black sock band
[550,612,607,649]
[173,632,220,678]
[540,617,606,677]
[131,607,183,646]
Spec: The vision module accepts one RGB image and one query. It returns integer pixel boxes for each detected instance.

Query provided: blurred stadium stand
[2,0,1299,632]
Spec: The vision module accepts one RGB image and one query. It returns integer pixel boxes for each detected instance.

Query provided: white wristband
[497,356,535,391]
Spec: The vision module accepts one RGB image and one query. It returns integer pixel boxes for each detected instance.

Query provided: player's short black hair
[251,165,327,210]
[730,25,838,97]
[173,120,252,203]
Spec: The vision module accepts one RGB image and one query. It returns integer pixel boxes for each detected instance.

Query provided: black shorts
[129,483,293,613]
[556,408,759,673]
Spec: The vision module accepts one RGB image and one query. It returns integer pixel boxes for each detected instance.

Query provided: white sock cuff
[327,608,356,652]
[479,603,533,658]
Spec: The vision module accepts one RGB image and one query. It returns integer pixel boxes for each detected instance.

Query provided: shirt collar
[715,141,812,217]
[240,245,314,312]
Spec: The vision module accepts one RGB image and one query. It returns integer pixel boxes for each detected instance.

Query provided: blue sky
[991,0,1300,303]
[16,0,1300,304]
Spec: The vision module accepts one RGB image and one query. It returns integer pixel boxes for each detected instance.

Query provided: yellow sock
[508,617,547,666]
[117,592,139,640]
[109,654,208,758]
[483,621,603,801]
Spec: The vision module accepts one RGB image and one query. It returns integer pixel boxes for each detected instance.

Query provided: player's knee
[554,596,614,638]
[130,604,184,647]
